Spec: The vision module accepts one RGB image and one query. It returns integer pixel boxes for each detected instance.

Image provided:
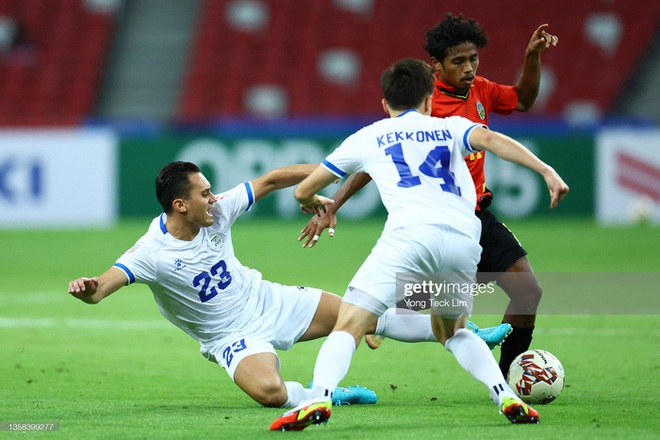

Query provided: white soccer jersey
[323,111,483,240]
[113,182,268,344]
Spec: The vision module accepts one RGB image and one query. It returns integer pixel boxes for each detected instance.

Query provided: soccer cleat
[466,321,513,349]
[269,398,332,431]
[332,386,378,406]
[500,396,540,424]
[365,334,384,350]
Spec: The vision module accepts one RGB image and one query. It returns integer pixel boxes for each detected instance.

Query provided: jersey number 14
[385,143,461,195]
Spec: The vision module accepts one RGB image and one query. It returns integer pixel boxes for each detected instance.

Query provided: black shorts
[476,209,527,274]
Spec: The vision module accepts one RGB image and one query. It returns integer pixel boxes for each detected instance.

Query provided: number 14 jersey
[322,110,483,241]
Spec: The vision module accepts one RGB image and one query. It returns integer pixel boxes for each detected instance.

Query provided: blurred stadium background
[0,0,658,227]
[1,3,659,437]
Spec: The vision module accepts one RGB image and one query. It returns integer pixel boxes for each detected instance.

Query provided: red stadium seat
[0,0,115,126]
[178,0,659,120]
[0,0,656,125]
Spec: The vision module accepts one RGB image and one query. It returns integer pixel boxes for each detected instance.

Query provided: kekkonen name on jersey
[377,129,453,147]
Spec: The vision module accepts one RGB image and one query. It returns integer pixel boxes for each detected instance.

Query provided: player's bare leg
[296,290,387,341]
[303,289,509,349]
[497,256,542,375]
[430,313,467,345]
[234,352,289,407]
[297,291,342,341]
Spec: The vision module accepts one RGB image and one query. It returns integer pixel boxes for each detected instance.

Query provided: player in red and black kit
[298,14,559,376]
[424,14,558,375]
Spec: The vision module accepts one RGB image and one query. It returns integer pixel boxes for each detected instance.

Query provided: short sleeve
[212,182,256,226]
[114,239,157,285]
[445,116,488,155]
[322,133,364,177]
[483,79,518,114]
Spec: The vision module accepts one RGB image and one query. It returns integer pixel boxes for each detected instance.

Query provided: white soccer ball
[507,349,565,404]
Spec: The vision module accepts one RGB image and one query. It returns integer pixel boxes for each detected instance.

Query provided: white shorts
[199,281,322,380]
[344,224,481,317]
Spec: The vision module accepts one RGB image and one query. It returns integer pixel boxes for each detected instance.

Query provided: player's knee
[509,277,543,307]
[430,317,451,345]
[527,279,543,305]
[253,379,288,407]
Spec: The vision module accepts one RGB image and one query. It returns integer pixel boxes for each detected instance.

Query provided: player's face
[432,41,480,93]
[185,173,217,227]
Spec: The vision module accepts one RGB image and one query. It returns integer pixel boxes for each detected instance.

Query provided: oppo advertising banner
[0,130,118,228]
[596,129,660,225]
[119,135,593,219]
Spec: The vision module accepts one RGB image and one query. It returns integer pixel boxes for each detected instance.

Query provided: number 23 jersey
[113,182,266,344]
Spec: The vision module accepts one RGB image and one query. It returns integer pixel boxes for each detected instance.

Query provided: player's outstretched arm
[68,267,127,304]
[469,127,569,208]
[294,167,338,214]
[250,164,319,202]
[298,172,373,248]
[516,24,558,111]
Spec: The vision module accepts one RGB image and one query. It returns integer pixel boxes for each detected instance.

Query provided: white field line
[535,327,659,338]
[0,291,79,304]
[0,317,657,338]
[0,290,151,305]
[0,317,170,330]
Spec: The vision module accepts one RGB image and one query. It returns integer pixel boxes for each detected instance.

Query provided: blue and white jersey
[323,111,483,240]
[113,182,267,344]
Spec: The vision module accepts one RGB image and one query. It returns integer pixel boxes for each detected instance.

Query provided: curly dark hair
[424,13,489,61]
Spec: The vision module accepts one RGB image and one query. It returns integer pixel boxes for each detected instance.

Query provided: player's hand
[298,208,338,248]
[299,195,334,215]
[542,168,569,208]
[527,24,558,55]
[68,277,99,299]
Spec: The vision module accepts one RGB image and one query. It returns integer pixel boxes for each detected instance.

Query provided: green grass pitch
[1,217,659,439]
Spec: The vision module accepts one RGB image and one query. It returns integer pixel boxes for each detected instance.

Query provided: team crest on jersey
[476,101,486,120]
[208,233,225,251]
[174,259,186,271]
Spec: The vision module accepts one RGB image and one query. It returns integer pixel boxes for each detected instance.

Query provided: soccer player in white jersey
[68,161,372,410]
[68,160,483,415]
[270,58,568,430]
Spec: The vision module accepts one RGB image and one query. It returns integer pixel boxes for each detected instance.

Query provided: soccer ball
[507,349,565,404]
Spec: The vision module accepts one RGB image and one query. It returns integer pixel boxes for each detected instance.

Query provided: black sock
[499,326,534,377]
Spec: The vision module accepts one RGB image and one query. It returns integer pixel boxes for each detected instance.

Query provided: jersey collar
[397,109,418,117]
[159,213,168,234]
[435,75,470,100]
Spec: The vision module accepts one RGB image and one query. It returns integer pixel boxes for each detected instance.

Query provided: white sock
[375,308,437,342]
[444,328,515,405]
[310,331,356,399]
[282,381,311,408]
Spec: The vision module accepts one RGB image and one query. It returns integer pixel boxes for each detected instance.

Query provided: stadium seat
[0,0,115,126]
[178,0,659,120]
[0,0,656,125]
